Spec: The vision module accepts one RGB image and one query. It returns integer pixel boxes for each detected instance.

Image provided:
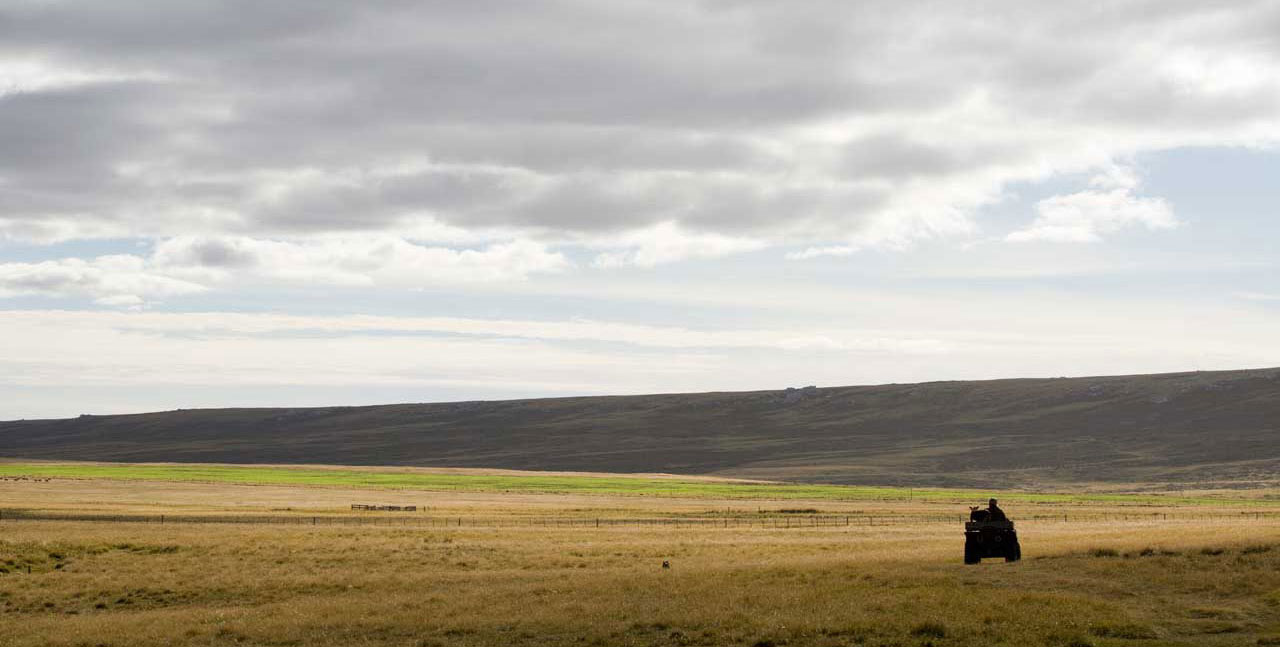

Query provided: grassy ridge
[0,462,1266,506]
[4,368,1279,487]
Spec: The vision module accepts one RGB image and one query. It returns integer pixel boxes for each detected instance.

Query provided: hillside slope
[4,368,1280,487]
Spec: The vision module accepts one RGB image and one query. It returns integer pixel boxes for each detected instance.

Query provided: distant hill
[3,368,1280,488]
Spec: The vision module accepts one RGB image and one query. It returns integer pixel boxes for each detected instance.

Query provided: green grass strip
[0,462,1270,506]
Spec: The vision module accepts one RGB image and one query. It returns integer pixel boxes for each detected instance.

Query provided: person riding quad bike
[964,498,1020,564]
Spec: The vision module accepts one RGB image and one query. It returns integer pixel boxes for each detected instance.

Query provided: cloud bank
[0,237,570,305]
[2,0,1279,282]
[5,304,1280,419]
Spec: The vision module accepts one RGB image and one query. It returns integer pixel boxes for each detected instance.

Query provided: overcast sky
[3,1,1280,419]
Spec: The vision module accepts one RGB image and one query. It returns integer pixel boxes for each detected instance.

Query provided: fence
[2,508,1277,529]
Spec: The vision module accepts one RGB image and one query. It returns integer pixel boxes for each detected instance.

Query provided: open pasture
[3,466,1280,646]
[2,461,1276,507]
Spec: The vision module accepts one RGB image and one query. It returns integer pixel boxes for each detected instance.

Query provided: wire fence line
[2,508,1278,529]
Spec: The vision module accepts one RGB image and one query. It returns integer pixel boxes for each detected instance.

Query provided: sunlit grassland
[2,471,1280,645]
[0,461,1271,507]
[7,461,1280,643]
[3,510,1280,646]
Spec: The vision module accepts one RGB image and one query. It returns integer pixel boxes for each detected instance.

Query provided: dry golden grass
[3,478,1280,646]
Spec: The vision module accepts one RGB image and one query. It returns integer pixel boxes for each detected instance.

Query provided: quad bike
[964,514,1021,564]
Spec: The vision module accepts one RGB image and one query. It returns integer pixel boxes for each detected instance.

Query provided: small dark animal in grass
[662,560,670,569]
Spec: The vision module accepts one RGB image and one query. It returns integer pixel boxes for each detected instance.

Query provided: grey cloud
[152,237,259,268]
[251,167,532,232]
[0,1,362,59]
[840,135,1018,181]
[0,82,174,181]
[249,167,889,237]
[413,126,782,174]
[1,0,1279,245]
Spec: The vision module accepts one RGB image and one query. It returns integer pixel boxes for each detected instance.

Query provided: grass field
[1,462,1274,507]
[3,465,1280,646]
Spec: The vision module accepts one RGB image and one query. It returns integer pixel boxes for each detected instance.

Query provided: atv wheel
[1006,543,1021,562]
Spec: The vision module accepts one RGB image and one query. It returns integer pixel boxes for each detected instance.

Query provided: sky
[2,1,1279,419]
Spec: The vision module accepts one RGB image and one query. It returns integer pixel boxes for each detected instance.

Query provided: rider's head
[988,498,998,507]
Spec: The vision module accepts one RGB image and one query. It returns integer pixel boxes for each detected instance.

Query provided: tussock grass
[2,475,1280,645]
[910,620,948,638]
[1088,621,1159,639]
[1,518,1278,646]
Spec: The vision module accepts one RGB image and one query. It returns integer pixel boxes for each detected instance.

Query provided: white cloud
[1162,48,1276,98]
[0,310,962,413]
[0,218,132,245]
[0,236,572,307]
[786,245,856,260]
[0,57,169,96]
[5,300,1280,418]
[0,310,951,355]
[1234,291,1280,302]
[152,235,571,287]
[0,310,706,392]
[1006,168,1177,243]
[0,255,207,306]
[590,222,766,268]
